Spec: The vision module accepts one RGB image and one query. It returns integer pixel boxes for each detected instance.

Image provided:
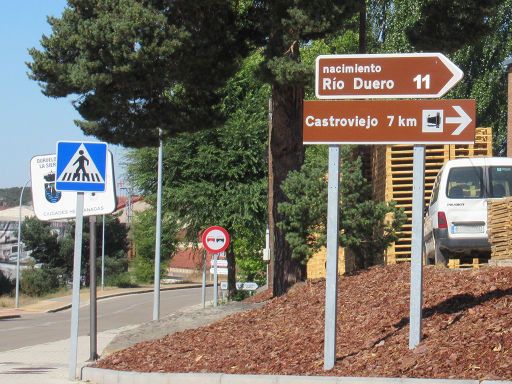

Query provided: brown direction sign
[303,99,475,144]
[316,53,463,99]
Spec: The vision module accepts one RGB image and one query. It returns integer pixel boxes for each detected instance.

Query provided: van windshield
[489,166,512,198]
[446,167,483,199]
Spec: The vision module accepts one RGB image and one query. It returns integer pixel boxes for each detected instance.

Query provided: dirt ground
[97,264,512,380]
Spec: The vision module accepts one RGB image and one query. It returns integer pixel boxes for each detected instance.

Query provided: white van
[424,157,512,265]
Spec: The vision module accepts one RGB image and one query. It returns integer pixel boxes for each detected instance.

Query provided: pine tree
[28,0,361,296]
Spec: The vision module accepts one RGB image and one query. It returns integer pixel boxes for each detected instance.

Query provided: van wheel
[434,240,447,266]
[423,243,434,265]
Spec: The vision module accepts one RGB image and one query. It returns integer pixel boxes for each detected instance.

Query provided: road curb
[46,283,209,313]
[0,314,21,320]
[81,367,512,384]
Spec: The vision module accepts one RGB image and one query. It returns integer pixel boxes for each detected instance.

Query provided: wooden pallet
[448,257,489,269]
[488,196,512,260]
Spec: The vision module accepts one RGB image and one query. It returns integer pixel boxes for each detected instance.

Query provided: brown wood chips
[97,264,512,380]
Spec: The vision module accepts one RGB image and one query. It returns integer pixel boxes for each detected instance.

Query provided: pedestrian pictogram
[56,141,108,192]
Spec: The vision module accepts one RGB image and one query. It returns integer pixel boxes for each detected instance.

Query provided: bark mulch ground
[97,264,512,380]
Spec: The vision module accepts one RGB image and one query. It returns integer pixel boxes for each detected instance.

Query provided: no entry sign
[303,99,475,144]
[316,53,463,99]
[201,226,230,254]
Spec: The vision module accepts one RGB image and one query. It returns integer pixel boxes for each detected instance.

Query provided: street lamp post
[15,179,31,309]
[503,56,512,157]
[153,128,163,320]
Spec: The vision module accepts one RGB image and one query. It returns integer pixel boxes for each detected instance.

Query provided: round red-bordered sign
[201,226,230,254]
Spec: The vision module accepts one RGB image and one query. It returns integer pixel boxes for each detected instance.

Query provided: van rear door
[444,166,487,240]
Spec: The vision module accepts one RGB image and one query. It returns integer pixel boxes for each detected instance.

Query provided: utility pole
[89,215,98,361]
[504,56,512,157]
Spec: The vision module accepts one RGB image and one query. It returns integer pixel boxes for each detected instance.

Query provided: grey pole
[89,215,98,361]
[213,253,218,307]
[409,145,426,349]
[68,192,85,380]
[324,145,340,370]
[265,226,270,287]
[153,128,163,321]
[201,250,206,309]
[15,179,30,309]
[101,214,105,290]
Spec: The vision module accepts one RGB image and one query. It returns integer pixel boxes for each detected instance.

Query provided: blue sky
[0,1,125,188]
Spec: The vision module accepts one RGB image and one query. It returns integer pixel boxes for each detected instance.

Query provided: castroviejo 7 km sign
[303,99,475,144]
[316,53,463,99]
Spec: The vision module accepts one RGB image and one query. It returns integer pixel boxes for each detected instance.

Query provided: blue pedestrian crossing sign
[56,141,108,192]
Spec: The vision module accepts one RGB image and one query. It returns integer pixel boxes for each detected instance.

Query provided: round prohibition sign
[201,226,230,254]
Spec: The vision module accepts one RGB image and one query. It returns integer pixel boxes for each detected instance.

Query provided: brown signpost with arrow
[304,99,475,144]
[312,52,476,370]
[316,53,463,99]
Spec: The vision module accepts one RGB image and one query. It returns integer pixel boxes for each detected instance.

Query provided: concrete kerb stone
[0,283,208,318]
[0,314,21,320]
[81,368,512,384]
[45,283,209,313]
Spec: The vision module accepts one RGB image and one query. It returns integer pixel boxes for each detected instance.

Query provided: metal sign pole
[15,179,30,308]
[324,145,340,370]
[201,250,206,309]
[213,253,218,307]
[68,192,85,380]
[409,145,426,349]
[153,128,163,321]
[101,214,105,290]
[89,215,98,361]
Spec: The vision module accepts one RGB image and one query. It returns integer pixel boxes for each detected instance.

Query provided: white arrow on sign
[447,106,472,136]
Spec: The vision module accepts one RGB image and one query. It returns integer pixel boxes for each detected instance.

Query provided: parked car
[424,157,512,265]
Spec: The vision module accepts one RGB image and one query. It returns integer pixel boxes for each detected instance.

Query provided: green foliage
[28,0,246,147]
[20,267,62,297]
[406,0,499,53]
[248,1,361,84]
[101,253,128,278]
[0,187,32,207]
[230,290,250,302]
[278,146,328,264]
[278,146,405,270]
[339,148,406,269]
[22,215,130,284]
[0,270,14,295]
[131,209,176,283]
[106,272,137,288]
[127,51,269,284]
[232,233,266,286]
[21,217,64,269]
[132,255,155,284]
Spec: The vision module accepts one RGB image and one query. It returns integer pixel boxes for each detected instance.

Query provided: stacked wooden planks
[488,197,512,260]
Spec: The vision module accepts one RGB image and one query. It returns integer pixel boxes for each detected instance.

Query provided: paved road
[0,286,212,351]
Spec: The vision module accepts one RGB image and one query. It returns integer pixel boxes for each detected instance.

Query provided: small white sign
[31,152,116,221]
[210,267,228,275]
[422,109,444,133]
[210,259,228,268]
[220,282,259,291]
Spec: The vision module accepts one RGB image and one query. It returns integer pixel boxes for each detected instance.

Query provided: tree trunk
[226,247,237,298]
[269,82,306,297]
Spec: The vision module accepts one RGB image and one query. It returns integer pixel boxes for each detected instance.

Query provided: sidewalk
[0,283,207,319]
[0,324,137,383]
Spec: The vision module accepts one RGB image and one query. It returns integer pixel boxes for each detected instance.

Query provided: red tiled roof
[116,195,144,211]
[169,248,212,270]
